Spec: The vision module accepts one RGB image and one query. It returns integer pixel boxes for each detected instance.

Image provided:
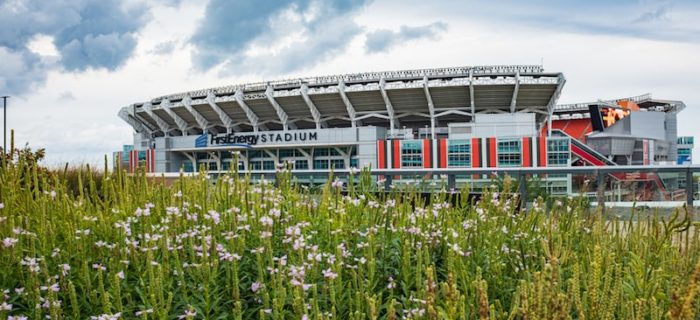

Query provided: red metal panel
[488,138,497,168]
[392,140,401,169]
[522,137,531,167]
[539,137,547,167]
[439,139,447,168]
[377,140,386,169]
[423,139,431,168]
[471,138,480,167]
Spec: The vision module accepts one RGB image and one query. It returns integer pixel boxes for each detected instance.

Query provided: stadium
[115,65,692,198]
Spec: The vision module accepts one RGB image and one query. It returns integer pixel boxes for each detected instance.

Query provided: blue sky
[0,0,698,165]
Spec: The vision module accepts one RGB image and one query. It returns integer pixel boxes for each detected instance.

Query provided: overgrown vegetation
[1,149,700,319]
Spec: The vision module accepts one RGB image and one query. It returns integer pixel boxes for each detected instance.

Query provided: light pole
[1,96,7,154]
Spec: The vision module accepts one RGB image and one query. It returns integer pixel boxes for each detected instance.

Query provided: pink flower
[251,281,263,293]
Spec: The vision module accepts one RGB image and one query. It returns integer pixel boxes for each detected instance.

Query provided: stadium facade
[115,65,691,195]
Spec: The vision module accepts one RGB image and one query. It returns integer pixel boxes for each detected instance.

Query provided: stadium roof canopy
[553,93,686,120]
[119,65,565,137]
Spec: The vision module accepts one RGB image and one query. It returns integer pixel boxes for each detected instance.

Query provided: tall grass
[0,151,699,319]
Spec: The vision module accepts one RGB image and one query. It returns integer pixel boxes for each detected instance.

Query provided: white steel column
[337,80,358,127]
[265,85,296,130]
[423,76,438,169]
[182,96,212,134]
[206,92,239,133]
[300,84,325,129]
[161,99,189,135]
[469,69,476,121]
[234,90,262,132]
[144,102,171,136]
[510,71,520,113]
[546,74,566,137]
[379,78,399,135]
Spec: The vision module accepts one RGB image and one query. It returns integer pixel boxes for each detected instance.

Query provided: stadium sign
[196,131,318,148]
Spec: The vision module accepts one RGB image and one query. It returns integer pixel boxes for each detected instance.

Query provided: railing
[215,165,700,211]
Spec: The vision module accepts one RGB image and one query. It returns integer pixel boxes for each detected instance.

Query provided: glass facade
[448,140,471,167]
[497,139,521,167]
[547,138,570,166]
[401,140,423,168]
[678,136,694,145]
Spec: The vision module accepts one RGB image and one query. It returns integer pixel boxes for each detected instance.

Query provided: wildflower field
[1,154,700,319]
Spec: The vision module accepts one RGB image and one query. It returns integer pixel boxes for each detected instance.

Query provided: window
[314,159,329,169]
[448,140,471,167]
[547,138,570,166]
[279,149,294,158]
[497,139,521,167]
[401,140,423,168]
[294,160,309,170]
[313,148,329,157]
[263,161,275,170]
[331,159,345,169]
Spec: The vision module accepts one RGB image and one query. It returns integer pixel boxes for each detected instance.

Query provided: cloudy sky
[1,0,699,165]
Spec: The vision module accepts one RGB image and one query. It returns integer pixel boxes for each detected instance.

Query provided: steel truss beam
[265,85,297,130]
[300,84,326,129]
[182,96,213,134]
[206,92,239,132]
[234,90,264,132]
[510,71,520,113]
[422,76,437,142]
[118,107,153,135]
[161,99,190,135]
[144,102,172,135]
[469,69,476,120]
[379,78,400,131]
[435,109,472,118]
[337,80,360,127]
[545,74,567,136]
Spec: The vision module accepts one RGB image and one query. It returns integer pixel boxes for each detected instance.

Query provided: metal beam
[510,71,520,113]
[469,69,475,120]
[423,76,436,141]
[545,74,566,136]
[144,102,171,135]
[265,85,297,130]
[300,84,326,129]
[337,80,359,127]
[379,78,400,132]
[234,90,262,132]
[161,99,190,135]
[182,96,213,134]
[118,107,153,135]
[206,92,239,132]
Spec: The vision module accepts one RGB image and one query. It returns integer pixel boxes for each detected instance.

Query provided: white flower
[8,315,28,320]
[0,203,4,209]
[0,302,12,311]
[116,271,125,279]
[135,309,153,316]
[322,268,338,280]
[49,190,57,199]
[20,257,40,273]
[331,178,344,189]
[259,216,273,227]
[251,281,263,293]
[178,308,197,319]
[92,263,106,271]
[2,237,18,248]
